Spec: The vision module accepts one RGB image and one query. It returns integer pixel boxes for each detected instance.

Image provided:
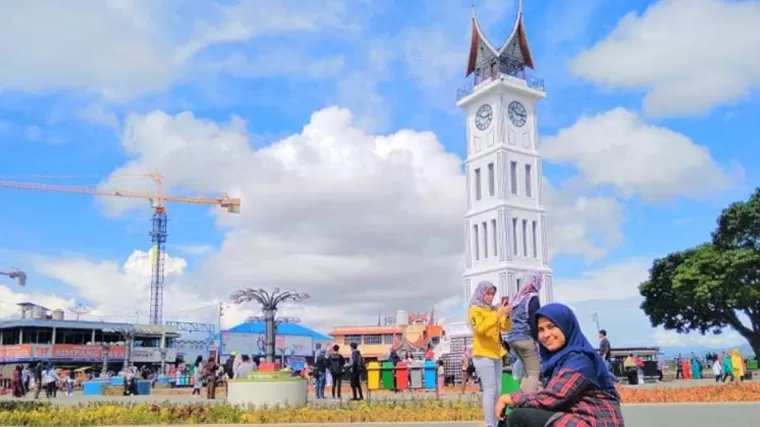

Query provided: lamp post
[592,313,601,332]
[247,315,301,365]
[159,347,168,375]
[101,343,110,378]
[103,327,138,372]
[231,288,309,363]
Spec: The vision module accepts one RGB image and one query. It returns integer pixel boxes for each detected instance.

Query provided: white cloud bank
[570,0,760,117]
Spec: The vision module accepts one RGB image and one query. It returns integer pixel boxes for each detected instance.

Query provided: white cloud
[553,258,651,304]
[569,0,760,117]
[50,106,624,329]
[75,103,120,129]
[544,180,625,261]
[541,108,734,202]
[0,0,359,100]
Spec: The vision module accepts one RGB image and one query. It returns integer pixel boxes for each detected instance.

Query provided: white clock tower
[458,3,553,310]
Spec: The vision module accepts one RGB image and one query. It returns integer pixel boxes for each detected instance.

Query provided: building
[328,310,444,359]
[458,2,553,309]
[0,303,179,366]
[219,321,332,360]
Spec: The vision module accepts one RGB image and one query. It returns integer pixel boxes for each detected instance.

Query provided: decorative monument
[227,287,310,407]
[457,2,553,306]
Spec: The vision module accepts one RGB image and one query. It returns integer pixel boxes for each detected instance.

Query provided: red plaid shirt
[511,367,624,427]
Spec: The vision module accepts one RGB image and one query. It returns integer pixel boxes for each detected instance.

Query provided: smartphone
[501,296,509,306]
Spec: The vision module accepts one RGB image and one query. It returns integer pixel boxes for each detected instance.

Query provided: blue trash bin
[423,360,437,390]
[82,380,108,396]
[136,380,151,395]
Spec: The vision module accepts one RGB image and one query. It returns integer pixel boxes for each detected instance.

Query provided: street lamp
[592,313,601,332]
[230,288,309,363]
[101,343,110,378]
[159,347,168,375]
[103,327,138,371]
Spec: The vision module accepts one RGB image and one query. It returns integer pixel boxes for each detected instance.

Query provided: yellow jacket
[468,305,512,359]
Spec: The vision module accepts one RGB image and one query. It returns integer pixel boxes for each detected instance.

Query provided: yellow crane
[0,173,241,324]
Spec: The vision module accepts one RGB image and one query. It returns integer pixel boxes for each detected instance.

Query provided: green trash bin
[381,361,395,390]
[501,368,520,394]
[748,360,758,371]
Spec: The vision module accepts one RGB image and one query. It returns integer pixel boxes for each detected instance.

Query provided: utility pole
[592,313,601,332]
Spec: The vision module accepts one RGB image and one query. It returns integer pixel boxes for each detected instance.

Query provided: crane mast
[0,174,241,324]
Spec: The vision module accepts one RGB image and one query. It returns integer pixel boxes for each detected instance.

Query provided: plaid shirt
[511,367,625,427]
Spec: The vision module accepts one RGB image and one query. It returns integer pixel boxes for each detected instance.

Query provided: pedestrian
[314,349,328,399]
[468,281,512,427]
[204,358,218,400]
[347,342,365,401]
[328,345,346,399]
[505,272,542,392]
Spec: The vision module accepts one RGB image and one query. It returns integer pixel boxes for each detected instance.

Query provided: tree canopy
[639,188,760,357]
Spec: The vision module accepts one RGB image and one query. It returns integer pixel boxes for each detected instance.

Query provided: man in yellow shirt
[468,281,511,427]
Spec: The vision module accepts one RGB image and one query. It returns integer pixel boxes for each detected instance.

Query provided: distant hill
[658,343,755,358]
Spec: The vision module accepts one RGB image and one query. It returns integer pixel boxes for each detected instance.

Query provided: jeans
[510,339,540,392]
[315,371,326,398]
[331,373,342,398]
[473,356,503,427]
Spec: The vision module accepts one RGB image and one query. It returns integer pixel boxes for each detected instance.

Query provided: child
[436,360,445,395]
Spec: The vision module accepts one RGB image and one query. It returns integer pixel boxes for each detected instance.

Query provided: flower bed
[0,383,757,426]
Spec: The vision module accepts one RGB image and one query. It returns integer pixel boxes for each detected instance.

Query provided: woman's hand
[495,394,513,420]
[497,302,511,318]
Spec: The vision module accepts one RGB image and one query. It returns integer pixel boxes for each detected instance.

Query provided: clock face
[474,104,493,131]
[508,101,527,127]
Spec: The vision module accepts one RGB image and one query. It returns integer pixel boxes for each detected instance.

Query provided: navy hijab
[536,303,615,390]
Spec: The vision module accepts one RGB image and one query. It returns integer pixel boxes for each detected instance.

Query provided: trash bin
[381,361,395,390]
[409,360,424,389]
[395,361,409,390]
[367,361,380,390]
[82,380,108,396]
[136,380,151,395]
[501,368,520,394]
[748,360,758,371]
[423,360,436,390]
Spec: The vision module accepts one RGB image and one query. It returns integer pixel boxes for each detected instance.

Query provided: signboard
[0,344,177,364]
[221,332,313,357]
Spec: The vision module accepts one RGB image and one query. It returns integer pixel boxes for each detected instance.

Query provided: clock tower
[457,2,553,310]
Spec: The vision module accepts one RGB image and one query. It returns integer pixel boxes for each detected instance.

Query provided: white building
[457,3,554,314]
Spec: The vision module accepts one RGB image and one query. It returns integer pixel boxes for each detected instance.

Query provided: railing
[456,64,545,102]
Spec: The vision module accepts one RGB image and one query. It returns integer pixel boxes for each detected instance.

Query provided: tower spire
[465,0,535,78]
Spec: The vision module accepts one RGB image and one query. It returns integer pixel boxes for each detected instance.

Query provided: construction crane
[0,172,241,325]
[0,269,26,286]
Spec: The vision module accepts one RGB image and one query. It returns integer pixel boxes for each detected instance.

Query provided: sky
[0,0,758,351]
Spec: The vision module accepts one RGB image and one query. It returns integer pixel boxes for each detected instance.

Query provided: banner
[0,344,177,363]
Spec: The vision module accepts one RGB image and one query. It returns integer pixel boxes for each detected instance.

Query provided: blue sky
[0,0,758,351]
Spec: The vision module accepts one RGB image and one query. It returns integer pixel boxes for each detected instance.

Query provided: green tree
[639,189,760,357]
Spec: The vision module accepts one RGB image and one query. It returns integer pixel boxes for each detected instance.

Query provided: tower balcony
[456,64,545,102]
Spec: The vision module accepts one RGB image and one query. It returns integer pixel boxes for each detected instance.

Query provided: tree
[639,188,760,357]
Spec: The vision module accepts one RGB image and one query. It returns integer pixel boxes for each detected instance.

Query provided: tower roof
[466,1,535,76]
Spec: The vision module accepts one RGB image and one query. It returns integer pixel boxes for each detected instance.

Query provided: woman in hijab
[505,271,542,392]
[496,303,624,427]
[469,280,512,427]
